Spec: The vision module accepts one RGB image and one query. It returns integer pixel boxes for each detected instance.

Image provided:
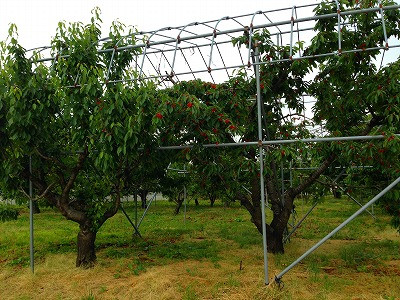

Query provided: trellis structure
[24,1,400,285]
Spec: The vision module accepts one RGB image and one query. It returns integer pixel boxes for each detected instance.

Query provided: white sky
[1,0,305,49]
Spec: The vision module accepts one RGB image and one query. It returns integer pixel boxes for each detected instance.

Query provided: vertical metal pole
[184,165,187,224]
[29,156,34,273]
[134,192,138,227]
[335,0,342,54]
[281,160,285,204]
[255,47,269,285]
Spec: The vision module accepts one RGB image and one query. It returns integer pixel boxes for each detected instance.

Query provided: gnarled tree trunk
[76,223,97,267]
[174,192,184,215]
[209,193,216,207]
[237,153,336,254]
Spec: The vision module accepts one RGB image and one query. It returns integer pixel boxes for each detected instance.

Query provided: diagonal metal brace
[120,204,142,238]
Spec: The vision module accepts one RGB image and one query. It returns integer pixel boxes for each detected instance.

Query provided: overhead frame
[24,1,400,285]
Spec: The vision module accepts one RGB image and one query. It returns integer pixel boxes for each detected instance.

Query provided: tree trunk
[238,180,293,254]
[250,205,286,253]
[194,198,199,206]
[174,192,184,215]
[253,215,286,252]
[139,190,148,209]
[32,201,41,214]
[76,224,97,268]
[209,194,216,207]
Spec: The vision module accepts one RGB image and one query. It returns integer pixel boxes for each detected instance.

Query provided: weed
[339,243,377,269]
[80,290,96,300]
[227,274,240,287]
[183,284,198,300]
[150,240,219,261]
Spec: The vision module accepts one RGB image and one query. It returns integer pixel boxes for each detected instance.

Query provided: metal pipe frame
[255,47,269,285]
[275,176,400,283]
[87,43,400,86]
[336,182,376,219]
[29,156,34,273]
[35,4,400,82]
[283,201,318,243]
[120,204,142,237]
[157,134,400,151]
[326,175,376,219]
[137,192,157,228]
[22,1,400,285]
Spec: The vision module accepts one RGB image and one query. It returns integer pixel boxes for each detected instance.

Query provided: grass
[0,196,399,299]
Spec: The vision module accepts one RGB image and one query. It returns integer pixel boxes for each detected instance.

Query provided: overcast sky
[1,0,307,48]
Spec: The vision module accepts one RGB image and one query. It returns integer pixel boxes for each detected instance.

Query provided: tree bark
[209,194,216,207]
[32,200,41,214]
[244,195,288,253]
[237,175,294,254]
[139,190,148,209]
[76,224,97,268]
[174,192,184,215]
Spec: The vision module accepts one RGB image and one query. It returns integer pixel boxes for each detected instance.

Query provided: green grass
[0,196,399,299]
[0,197,397,268]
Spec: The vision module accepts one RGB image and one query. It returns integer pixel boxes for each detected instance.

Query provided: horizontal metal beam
[157,134,400,150]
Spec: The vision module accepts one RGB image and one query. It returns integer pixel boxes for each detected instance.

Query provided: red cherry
[187,102,193,108]
[156,113,163,119]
